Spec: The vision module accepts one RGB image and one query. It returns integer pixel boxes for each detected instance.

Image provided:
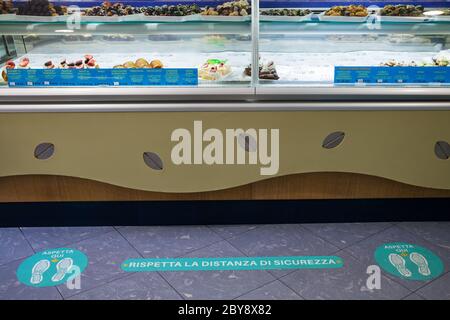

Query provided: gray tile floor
[0,222,449,300]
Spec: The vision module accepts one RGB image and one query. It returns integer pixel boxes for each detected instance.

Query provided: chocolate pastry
[260,9,311,16]
[0,0,15,14]
[380,5,424,17]
[17,0,67,16]
[245,61,279,80]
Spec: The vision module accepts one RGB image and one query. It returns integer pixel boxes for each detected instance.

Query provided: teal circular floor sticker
[375,242,444,281]
[17,248,88,287]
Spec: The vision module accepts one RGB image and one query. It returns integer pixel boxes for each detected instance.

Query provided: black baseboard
[0,198,449,227]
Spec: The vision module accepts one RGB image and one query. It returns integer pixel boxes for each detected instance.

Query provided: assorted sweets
[113,58,163,69]
[0,0,15,14]
[83,1,140,17]
[3,1,449,20]
[201,0,250,16]
[244,61,279,80]
[44,55,99,69]
[102,34,134,41]
[1,57,31,81]
[380,5,424,17]
[381,51,450,67]
[260,9,311,16]
[325,5,368,17]
[199,59,232,80]
[141,4,201,16]
[16,0,67,16]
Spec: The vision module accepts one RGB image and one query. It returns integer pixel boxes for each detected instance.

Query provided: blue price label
[334,66,450,84]
[7,68,199,87]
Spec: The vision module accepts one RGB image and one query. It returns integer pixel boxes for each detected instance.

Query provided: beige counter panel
[0,110,449,192]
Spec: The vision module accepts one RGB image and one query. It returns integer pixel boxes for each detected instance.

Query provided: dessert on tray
[324,5,368,17]
[199,59,232,80]
[380,5,424,17]
[83,1,139,17]
[16,0,67,16]
[141,4,201,16]
[43,55,99,69]
[244,61,279,80]
[113,58,164,69]
[260,9,311,16]
[0,0,15,14]
[201,0,250,16]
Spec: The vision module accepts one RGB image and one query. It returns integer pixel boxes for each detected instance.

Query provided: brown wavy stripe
[0,172,449,202]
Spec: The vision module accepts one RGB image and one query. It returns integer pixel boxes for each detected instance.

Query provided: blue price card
[7,68,199,87]
[334,66,450,85]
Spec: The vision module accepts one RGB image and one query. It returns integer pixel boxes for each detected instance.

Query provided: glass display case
[0,0,448,102]
[257,1,450,99]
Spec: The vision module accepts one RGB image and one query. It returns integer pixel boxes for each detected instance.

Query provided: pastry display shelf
[0,20,251,35]
[260,21,450,35]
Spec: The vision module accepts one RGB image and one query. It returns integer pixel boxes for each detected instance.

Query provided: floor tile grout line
[64,272,137,300]
[406,270,450,297]
[231,278,281,300]
[296,224,341,252]
[114,227,185,300]
[206,225,262,241]
[395,223,450,253]
[20,227,116,254]
[322,223,395,253]
[277,273,308,300]
[223,234,298,280]
[18,227,37,254]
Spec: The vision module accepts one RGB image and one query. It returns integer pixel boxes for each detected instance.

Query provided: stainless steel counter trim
[256,87,450,97]
[0,87,256,102]
[1,87,449,103]
[1,102,450,112]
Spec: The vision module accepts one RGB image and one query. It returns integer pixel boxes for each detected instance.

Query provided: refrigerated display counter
[1,0,450,203]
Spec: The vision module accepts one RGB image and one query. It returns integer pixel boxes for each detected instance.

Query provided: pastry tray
[79,13,145,22]
[9,15,64,22]
[195,14,250,22]
[0,14,16,21]
[259,13,313,22]
[318,12,368,23]
[376,14,430,22]
[140,14,198,22]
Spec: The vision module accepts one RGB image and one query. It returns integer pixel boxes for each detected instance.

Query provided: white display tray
[318,12,368,23]
[0,14,15,21]
[377,14,430,22]
[11,15,63,22]
[260,13,313,22]
[140,14,198,22]
[195,14,250,22]
[430,15,450,22]
[79,13,144,22]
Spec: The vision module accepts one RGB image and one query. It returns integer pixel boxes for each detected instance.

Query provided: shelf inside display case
[0,20,251,35]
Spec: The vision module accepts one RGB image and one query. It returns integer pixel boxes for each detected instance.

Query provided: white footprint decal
[388,253,412,277]
[410,252,431,276]
[51,258,73,282]
[31,259,50,285]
